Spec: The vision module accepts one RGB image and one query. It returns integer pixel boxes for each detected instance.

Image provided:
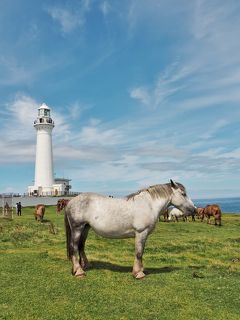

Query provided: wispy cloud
[130,87,151,106]
[130,62,198,109]
[66,101,90,120]
[100,1,111,17]
[0,55,32,86]
[46,0,91,34]
[130,0,240,114]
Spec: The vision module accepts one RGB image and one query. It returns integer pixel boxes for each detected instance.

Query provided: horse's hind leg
[132,230,148,279]
[71,224,86,277]
[215,215,221,226]
[78,224,90,270]
[219,217,222,226]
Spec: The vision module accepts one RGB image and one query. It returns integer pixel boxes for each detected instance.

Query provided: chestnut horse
[202,204,222,226]
[34,204,45,222]
[196,207,205,219]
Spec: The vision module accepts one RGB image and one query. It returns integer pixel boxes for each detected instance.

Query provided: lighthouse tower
[28,103,71,196]
[34,103,54,194]
[29,103,55,196]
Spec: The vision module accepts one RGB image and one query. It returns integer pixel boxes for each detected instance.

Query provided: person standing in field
[17,202,22,216]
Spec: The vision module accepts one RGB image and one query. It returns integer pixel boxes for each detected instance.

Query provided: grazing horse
[168,207,188,222]
[34,204,45,222]
[56,199,70,213]
[64,180,195,279]
[202,204,222,226]
[196,207,205,220]
[159,209,169,222]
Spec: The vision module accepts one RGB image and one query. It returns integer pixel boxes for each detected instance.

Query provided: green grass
[0,207,240,320]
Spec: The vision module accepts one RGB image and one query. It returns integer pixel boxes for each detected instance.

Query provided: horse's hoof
[72,268,86,278]
[135,271,145,279]
[74,270,86,278]
[75,272,86,278]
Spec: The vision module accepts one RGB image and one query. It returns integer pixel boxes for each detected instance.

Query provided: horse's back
[35,204,45,215]
[64,192,150,238]
[66,193,132,219]
[204,204,221,216]
[168,207,184,217]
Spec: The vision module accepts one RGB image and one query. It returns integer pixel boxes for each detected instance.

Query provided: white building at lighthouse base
[28,177,71,196]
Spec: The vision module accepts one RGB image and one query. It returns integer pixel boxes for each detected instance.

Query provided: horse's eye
[182,192,186,197]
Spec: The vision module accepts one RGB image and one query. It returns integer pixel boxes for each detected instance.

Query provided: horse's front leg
[78,224,90,270]
[207,215,211,224]
[71,225,86,277]
[132,229,149,279]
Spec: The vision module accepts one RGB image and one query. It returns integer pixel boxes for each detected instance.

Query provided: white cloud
[76,124,123,146]
[46,1,92,34]
[66,101,91,120]
[199,119,229,140]
[130,87,151,106]
[129,0,240,115]
[130,62,197,109]
[47,7,84,33]
[6,94,38,125]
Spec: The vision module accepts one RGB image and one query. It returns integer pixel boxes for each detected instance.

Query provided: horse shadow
[88,260,180,274]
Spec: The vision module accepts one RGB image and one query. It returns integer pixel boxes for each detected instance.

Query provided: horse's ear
[170,179,178,189]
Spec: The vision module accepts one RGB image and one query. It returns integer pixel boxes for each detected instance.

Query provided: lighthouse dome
[38,103,50,110]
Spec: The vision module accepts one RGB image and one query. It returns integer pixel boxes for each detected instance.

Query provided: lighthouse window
[44,110,49,116]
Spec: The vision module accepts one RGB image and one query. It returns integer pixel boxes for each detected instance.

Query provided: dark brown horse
[159,209,169,222]
[34,204,45,222]
[202,204,222,226]
[196,207,205,220]
[56,199,70,213]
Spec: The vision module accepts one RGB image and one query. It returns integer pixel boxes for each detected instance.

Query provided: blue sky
[0,0,240,199]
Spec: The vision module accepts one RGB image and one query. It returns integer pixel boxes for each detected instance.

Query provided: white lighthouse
[28,103,71,196]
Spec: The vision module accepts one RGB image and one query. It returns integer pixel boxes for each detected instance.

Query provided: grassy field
[0,207,240,320]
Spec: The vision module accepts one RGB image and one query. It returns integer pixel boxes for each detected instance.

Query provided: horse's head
[56,199,70,213]
[56,199,65,213]
[169,180,195,216]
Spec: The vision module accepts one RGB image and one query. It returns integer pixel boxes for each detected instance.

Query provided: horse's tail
[64,212,72,260]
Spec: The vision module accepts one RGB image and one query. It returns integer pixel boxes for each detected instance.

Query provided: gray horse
[64,180,195,279]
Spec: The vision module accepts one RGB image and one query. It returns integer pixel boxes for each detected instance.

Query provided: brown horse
[34,204,45,222]
[159,209,169,222]
[196,207,205,219]
[202,204,222,226]
[56,199,70,213]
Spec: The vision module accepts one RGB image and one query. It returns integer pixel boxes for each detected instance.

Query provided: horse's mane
[126,182,185,201]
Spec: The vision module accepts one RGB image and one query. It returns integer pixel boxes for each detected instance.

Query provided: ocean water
[193,197,240,214]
